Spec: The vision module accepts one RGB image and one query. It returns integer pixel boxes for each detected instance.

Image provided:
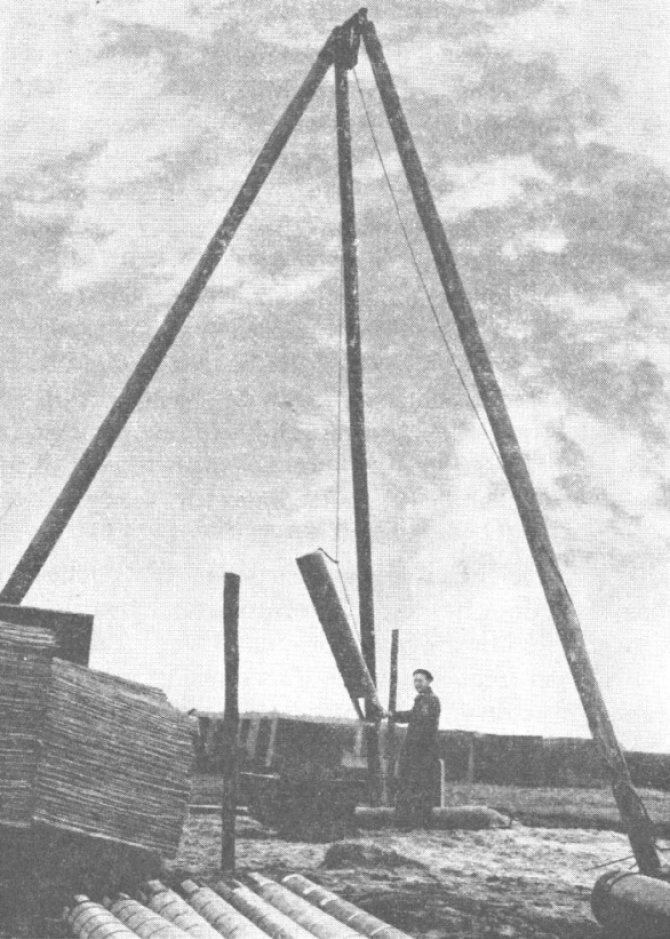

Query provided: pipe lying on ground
[247,873,361,939]
[355,805,510,830]
[592,869,670,938]
[214,880,316,939]
[143,880,221,939]
[180,879,268,938]
[67,896,138,939]
[105,893,190,939]
[282,873,410,939]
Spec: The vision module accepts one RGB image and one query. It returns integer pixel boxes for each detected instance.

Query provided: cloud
[3,0,670,746]
[439,154,552,219]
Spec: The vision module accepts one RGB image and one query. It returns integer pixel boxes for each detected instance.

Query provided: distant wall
[190,712,670,791]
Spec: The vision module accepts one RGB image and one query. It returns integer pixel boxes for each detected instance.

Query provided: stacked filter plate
[0,613,192,859]
[0,623,55,828]
[67,876,414,938]
[33,660,191,855]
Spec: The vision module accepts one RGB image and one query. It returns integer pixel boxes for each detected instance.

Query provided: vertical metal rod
[334,57,382,805]
[383,628,399,805]
[361,15,660,875]
[221,572,240,873]
[0,33,339,606]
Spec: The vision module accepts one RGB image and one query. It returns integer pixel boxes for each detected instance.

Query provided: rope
[319,548,360,632]
[352,68,504,473]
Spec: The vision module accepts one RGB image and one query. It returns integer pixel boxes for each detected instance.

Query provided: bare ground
[4,781,670,937]
[172,814,629,937]
[173,779,670,938]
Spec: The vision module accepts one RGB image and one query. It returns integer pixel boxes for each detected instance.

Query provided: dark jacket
[393,687,441,768]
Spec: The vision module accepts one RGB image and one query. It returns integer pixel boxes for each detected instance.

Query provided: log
[355,805,510,830]
[247,873,360,939]
[106,894,190,939]
[215,881,316,939]
[143,880,221,938]
[382,629,399,806]
[282,873,411,939]
[67,896,138,939]
[296,550,382,718]
[360,10,660,877]
[222,573,240,872]
[180,880,268,938]
[0,10,349,607]
[334,40,383,808]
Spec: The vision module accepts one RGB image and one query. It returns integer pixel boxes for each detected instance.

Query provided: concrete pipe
[247,873,362,939]
[282,873,411,939]
[179,880,268,939]
[215,880,316,939]
[143,880,221,939]
[67,896,138,939]
[592,869,670,938]
[106,893,190,939]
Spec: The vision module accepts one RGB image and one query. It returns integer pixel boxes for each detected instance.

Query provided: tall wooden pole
[0,24,343,606]
[361,14,660,876]
[221,572,240,873]
[383,628,399,806]
[334,38,382,805]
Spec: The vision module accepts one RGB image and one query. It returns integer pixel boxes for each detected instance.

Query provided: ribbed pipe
[247,873,362,939]
[67,896,139,939]
[106,894,190,939]
[179,880,268,938]
[282,873,410,939]
[215,880,316,939]
[143,881,221,939]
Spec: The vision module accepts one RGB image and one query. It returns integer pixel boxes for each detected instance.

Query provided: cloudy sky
[2,0,670,751]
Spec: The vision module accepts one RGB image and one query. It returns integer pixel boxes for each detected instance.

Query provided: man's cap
[413,668,433,681]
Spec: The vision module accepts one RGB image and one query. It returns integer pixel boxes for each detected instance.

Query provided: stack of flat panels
[34,661,192,856]
[0,617,191,858]
[0,604,92,665]
[0,624,55,827]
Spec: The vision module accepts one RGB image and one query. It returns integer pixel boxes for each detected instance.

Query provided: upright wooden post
[334,25,383,804]
[361,13,660,876]
[383,629,399,806]
[221,572,240,873]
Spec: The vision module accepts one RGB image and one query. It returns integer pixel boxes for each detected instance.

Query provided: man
[387,668,441,829]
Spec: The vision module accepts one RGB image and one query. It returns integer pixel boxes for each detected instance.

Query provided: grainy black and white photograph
[1,2,670,936]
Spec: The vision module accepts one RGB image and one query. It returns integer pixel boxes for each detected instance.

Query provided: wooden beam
[335,47,382,806]
[0,27,340,606]
[383,628,399,805]
[221,572,240,873]
[361,13,660,876]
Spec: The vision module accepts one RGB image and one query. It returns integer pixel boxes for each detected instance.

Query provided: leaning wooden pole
[334,31,383,805]
[0,23,346,607]
[221,572,240,873]
[360,12,660,875]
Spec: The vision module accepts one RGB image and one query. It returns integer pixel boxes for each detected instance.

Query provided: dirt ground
[171,813,653,938]
[172,778,670,938]
[4,782,670,937]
